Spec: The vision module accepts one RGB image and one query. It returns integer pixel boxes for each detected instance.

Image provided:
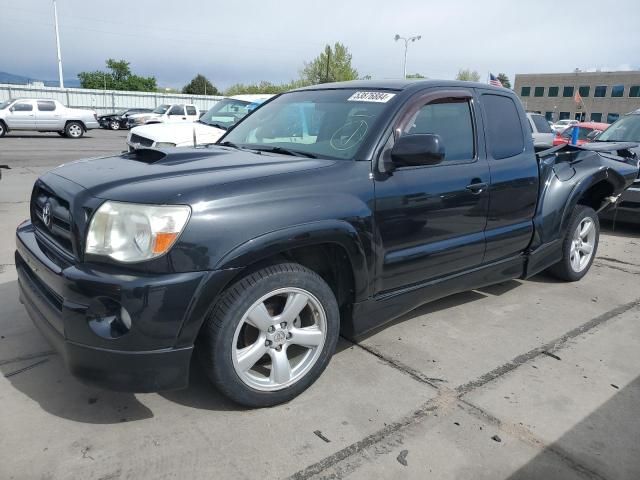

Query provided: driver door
[167,105,186,121]
[6,100,36,129]
[374,89,490,293]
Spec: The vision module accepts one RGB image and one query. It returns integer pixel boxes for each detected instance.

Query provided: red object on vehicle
[553,122,610,146]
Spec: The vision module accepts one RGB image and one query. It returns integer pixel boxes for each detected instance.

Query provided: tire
[65,121,84,139]
[548,205,599,281]
[198,263,340,407]
[0,121,6,137]
[109,120,121,130]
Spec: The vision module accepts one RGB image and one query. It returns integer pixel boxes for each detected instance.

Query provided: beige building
[513,71,640,124]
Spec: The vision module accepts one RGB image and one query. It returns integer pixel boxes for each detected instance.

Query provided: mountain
[0,71,81,88]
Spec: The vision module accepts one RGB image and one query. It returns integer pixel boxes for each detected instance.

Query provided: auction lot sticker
[348,91,396,103]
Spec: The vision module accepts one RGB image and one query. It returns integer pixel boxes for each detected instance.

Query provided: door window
[37,101,56,111]
[167,105,185,115]
[404,99,475,161]
[13,102,33,112]
[186,105,197,116]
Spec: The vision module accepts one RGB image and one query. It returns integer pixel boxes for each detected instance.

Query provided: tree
[182,74,219,96]
[224,79,310,96]
[455,69,480,82]
[78,59,157,92]
[496,73,511,89]
[406,73,426,79]
[301,42,358,84]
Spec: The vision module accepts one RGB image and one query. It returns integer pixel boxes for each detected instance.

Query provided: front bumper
[15,222,238,392]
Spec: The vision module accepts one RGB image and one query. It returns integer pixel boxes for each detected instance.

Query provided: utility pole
[394,34,421,79]
[324,46,331,83]
[52,0,64,88]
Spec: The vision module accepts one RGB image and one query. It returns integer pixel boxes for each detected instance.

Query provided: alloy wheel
[569,217,596,272]
[231,287,327,391]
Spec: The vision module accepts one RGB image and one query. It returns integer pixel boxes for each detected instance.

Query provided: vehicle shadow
[507,375,640,479]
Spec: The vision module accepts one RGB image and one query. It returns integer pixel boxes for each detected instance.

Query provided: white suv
[126,103,200,128]
[127,95,272,150]
[0,98,99,138]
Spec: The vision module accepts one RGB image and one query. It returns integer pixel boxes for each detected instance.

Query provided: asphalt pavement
[0,129,639,479]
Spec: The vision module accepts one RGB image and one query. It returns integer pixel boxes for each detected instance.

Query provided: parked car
[126,103,199,128]
[553,122,609,146]
[551,119,579,133]
[15,80,638,407]
[526,112,555,150]
[126,95,273,150]
[0,98,98,138]
[98,108,153,130]
[594,110,640,224]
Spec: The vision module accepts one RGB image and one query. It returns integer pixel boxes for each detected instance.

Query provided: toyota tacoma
[15,80,639,407]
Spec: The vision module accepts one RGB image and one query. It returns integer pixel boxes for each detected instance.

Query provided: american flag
[489,73,503,87]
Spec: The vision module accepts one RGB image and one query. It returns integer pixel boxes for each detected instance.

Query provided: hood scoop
[125,147,232,165]
[127,148,167,164]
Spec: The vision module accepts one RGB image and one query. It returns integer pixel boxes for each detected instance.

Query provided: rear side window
[37,100,56,111]
[531,114,552,133]
[481,94,524,159]
[186,105,197,115]
[13,102,33,111]
[405,99,475,161]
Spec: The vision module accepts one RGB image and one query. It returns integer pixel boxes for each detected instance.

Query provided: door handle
[466,181,488,193]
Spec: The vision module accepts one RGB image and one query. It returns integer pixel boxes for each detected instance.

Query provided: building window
[590,113,602,122]
[548,86,559,97]
[563,86,574,97]
[545,111,554,121]
[607,113,620,123]
[630,86,640,97]
[534,86,544,97]
[594,86,607,97]
[578,86,590,97]
[575,112,586,121]
[611,85,624,97]
[559,111,570,120]
[521,86,531,97]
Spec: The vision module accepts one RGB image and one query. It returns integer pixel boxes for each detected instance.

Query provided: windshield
[199,98,253,129]
[152,104,170,114]
[221,89,397,160]
[0,100,11,110]
[597,115,640,142]
[115,109,127,116]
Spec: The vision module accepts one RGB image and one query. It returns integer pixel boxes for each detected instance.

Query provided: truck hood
[131,122,225,146]
[48,146,337,204]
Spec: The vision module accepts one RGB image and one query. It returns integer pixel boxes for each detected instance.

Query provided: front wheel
[548,205,599,281]
[0,121,6,137]
[65,121,84,138]
[109,120,121,130]
[198,263,339,407]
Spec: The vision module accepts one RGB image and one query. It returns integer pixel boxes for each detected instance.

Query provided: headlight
[85,201,191,263]
[154,142,176,148]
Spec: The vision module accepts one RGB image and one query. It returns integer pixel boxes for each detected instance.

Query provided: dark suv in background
[98,108,153,130]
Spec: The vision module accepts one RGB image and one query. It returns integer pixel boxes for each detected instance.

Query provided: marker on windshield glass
[571,126,580,145]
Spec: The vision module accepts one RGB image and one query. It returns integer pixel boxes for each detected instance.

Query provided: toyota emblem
[42,202,52,227]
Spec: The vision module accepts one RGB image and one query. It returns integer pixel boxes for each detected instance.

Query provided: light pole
[394,34,421,79]
[52,0,64,88]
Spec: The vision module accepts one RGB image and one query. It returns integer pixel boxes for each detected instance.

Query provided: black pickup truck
[15,80,639,407]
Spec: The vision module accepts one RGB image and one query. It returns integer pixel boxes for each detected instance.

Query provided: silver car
[0,98,99,138]
[527,112,555,151]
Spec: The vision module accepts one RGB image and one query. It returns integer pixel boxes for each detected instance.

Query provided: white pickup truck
[127,95,272,150]
[0,98,99,138]
[126,103,200,128]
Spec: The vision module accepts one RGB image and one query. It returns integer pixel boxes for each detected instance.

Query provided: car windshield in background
[597,115,640,142]
[199,98,253,129]
[531,114,553,133]
[562,127,595,141]
[152,104,170,114]
[115,109,128,116]
[222,89,397,160]
[0,100,11,110]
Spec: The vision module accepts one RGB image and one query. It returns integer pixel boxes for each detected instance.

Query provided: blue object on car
[571,126,580,145]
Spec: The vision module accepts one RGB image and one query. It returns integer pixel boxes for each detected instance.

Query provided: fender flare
[214,219,370,301]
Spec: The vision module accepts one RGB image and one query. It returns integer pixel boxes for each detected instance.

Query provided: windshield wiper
[200,120,228,130]
[218,141,239,149]
[250,146,318,158]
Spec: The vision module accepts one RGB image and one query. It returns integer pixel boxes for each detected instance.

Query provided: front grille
[31,183,75,259]
[130,133,154,147]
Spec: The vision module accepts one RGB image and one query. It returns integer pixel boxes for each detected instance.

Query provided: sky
[1,0,639,90]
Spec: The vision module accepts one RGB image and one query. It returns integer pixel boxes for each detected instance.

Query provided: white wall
[0,84,223,114]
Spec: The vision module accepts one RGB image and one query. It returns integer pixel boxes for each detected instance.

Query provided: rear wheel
[109,120,121,130]
[198,263,339,407]
[548,205,599,281]
[0,121,6,137]
[65,121,84,139]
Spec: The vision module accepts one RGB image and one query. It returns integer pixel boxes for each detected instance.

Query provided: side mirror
[391,134,445,167]
[9,106,15,112]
